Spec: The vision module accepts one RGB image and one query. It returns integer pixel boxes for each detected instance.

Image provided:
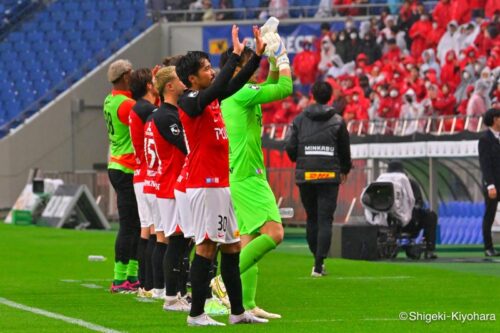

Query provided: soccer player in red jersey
[129,68,159,296]
[150,66,192,311]
[143,105,166,299]
[175,25,267,326]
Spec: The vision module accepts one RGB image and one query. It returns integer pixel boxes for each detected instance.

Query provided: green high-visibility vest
[103,93,135,173]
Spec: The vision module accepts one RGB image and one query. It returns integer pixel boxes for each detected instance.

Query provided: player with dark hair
[286,81,352,277]
[175,25,267,326]
[129,68,159,296]
[217,30,292,318]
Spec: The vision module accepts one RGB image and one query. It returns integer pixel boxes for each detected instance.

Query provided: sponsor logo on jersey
[304,145,335,156]
[304,172,336,180]
[188,91,199,98]
[169,124,180,135]
[248,84,260,90]
[234,230,240,238]
[214,127,228,140]
[205,177,220,184]
[217,232,225,238]
[255,168,263,174]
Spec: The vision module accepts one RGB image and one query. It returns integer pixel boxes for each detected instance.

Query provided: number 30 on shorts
[217,215,228,232]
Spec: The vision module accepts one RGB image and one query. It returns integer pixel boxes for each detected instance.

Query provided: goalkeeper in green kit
[216,18,293,319]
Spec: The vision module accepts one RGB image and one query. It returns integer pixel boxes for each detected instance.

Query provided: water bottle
[88,255,106,262]
[279,207,294,219]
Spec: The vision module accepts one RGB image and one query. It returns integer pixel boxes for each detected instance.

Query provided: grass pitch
[0,223,499,333]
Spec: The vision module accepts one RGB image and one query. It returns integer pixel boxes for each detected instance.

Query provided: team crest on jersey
[248,84,260,90]
[188,91,199,98]
[169,124,180,135]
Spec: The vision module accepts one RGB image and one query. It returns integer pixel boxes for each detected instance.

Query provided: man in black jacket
[286,82,352,277]
[478,108,500,257]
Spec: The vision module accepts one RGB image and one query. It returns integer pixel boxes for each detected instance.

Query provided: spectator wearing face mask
[467,79,492,131]
[359,31,382,64]
[440,50,461,92]
[335,31,350,64]
[430,83,457,131]
[420,49,441,78]
[437,21,460,64]
[457,23,481,53]
[318,35,337,78]
[390,69,408,95]
[343,86,370,122]
[400,88,424,135]
[378,86,401,119]
[405,65,426,101]
[455,67,477,102]
[459,46,479,71]
[314,23,333,55]
[409,12,433,60]
[368,61,386,86]
[292,40,320,96]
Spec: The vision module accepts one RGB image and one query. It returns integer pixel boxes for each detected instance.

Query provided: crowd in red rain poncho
[259,0,500,135]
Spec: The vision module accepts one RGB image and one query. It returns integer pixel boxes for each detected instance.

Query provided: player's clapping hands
[231,25,244,56]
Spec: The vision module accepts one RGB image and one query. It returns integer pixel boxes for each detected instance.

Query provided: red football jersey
[151,103,188,199]
[176,52,261,189]
[143,113,159,194]
[129,99,156,183]
[174,159,189,193]
[179,93,229,188]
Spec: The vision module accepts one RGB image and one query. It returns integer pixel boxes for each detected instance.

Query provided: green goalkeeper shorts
[230,176,282,235]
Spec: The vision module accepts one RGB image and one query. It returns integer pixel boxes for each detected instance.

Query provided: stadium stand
[437,201,485,245]
[0,0,151,136]
[0,0,40,34]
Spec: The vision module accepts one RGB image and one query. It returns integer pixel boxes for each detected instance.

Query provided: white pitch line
[0,297,123,333]
[298,275,413,280]
[285,318,399,323]
[333,276,412,280]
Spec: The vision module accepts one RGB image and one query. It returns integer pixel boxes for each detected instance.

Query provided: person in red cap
[440,50,461,92]
[355,53,369,74]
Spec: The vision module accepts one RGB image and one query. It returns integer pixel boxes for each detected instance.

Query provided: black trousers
[483,194,500,250]
[298,183,339,260]
[403,208,437,251]
[108,169,140,264]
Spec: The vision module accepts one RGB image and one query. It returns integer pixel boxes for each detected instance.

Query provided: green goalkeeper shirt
[221,75,293,182]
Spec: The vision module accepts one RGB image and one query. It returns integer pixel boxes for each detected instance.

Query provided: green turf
[1,223,499,333]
